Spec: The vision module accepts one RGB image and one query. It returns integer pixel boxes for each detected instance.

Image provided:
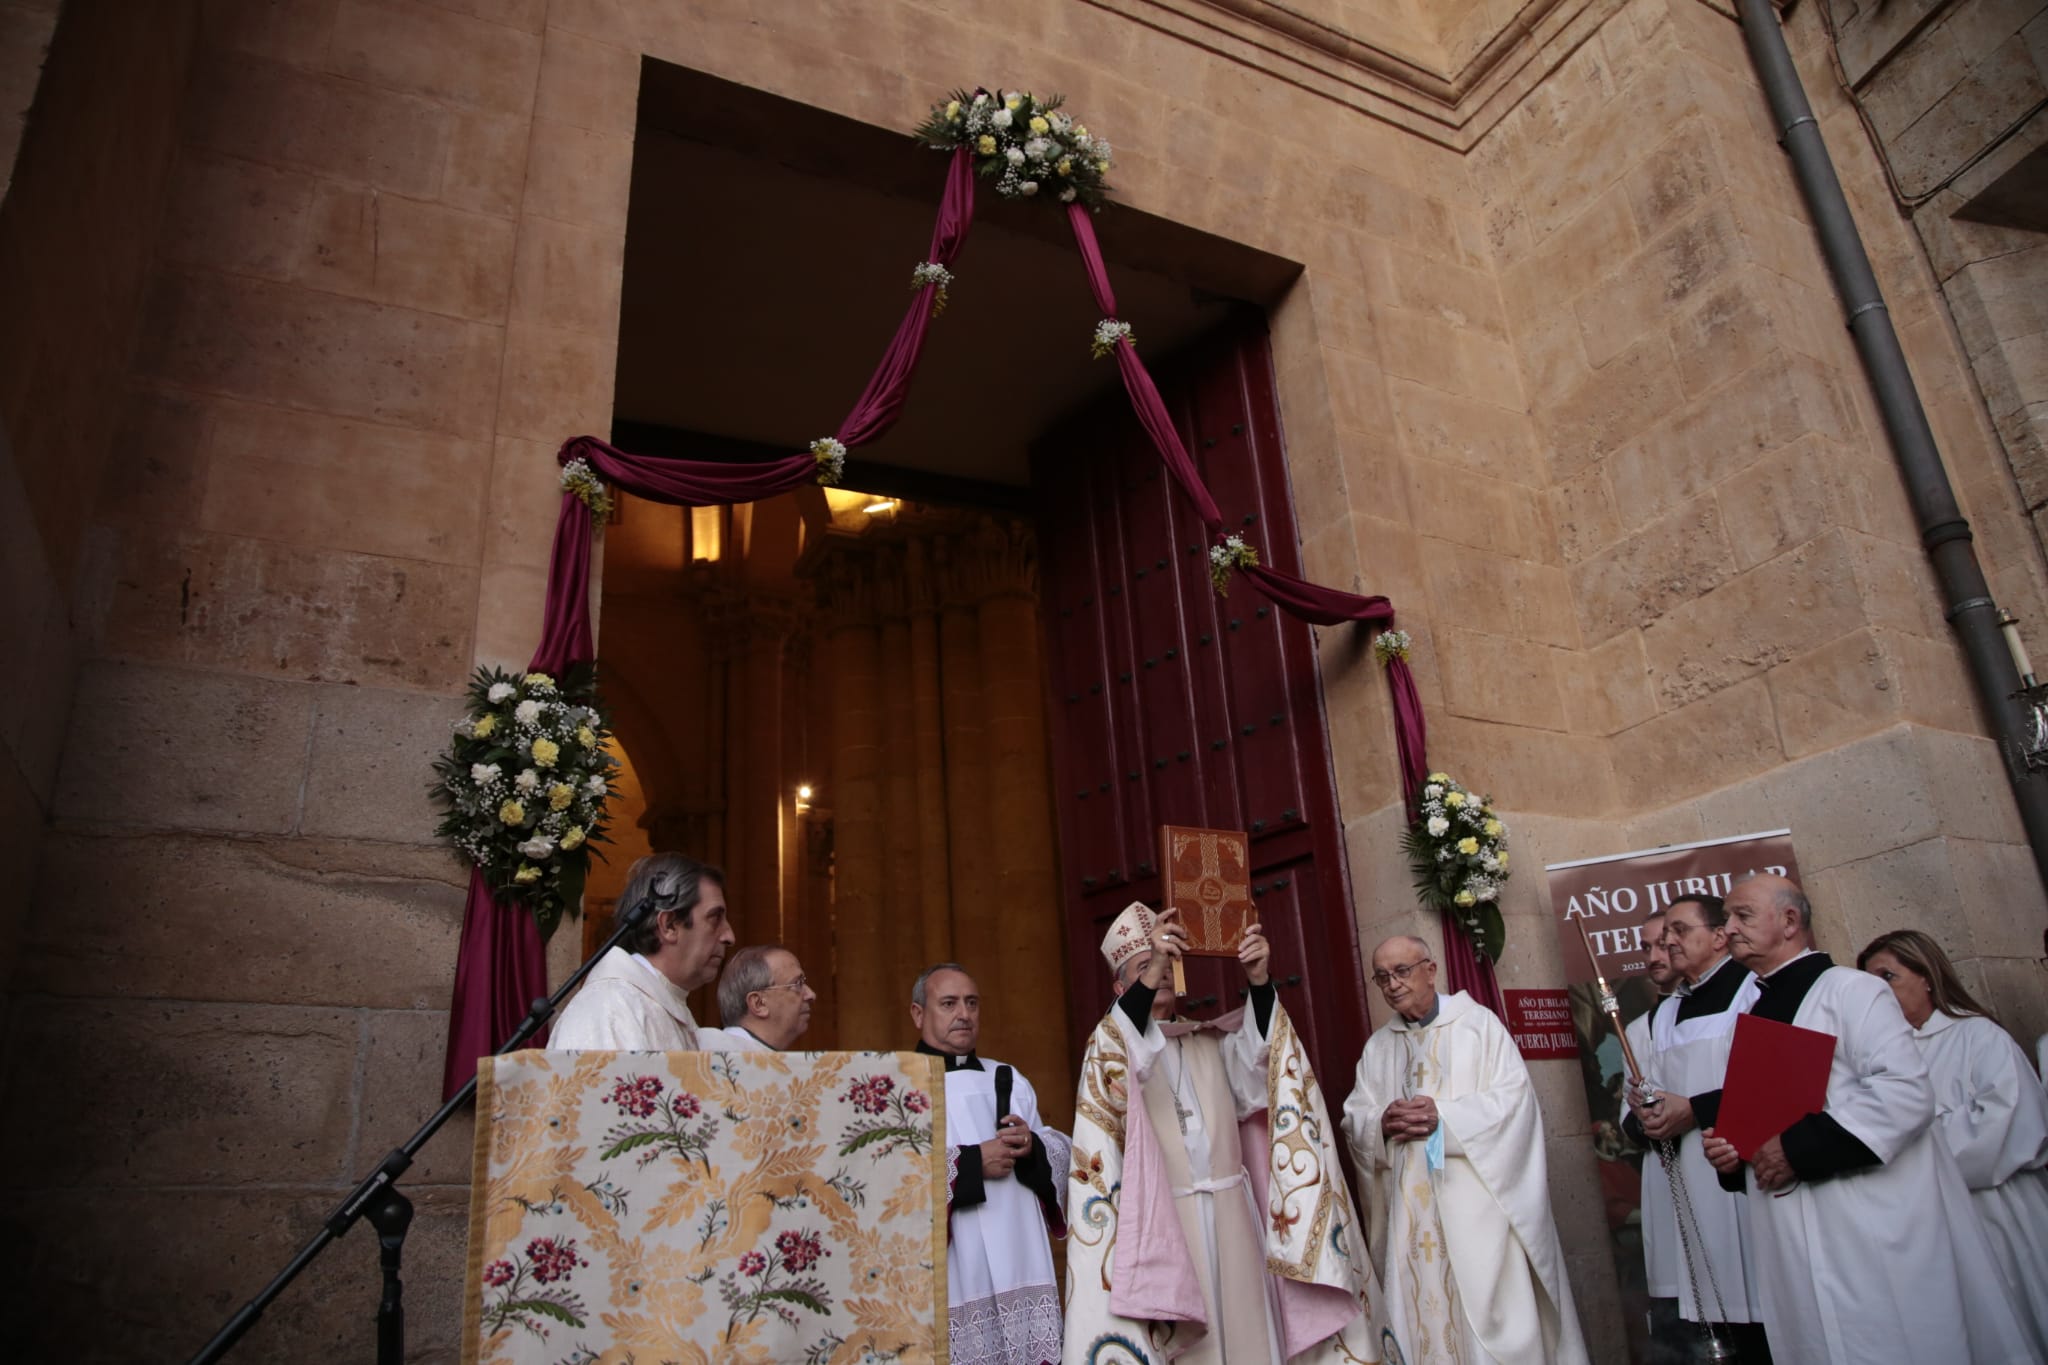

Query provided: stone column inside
[823,574,888,1046]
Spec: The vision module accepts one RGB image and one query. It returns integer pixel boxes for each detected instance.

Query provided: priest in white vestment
[711,943,816,1051]
[1064,904,1383,1365]
[914,962,1068,1365]
[550,853,733,1050]
[1701,875,2038,1365]
[1860,928,2048,1357]
[1342,935,1590,1365]
[1621,896,1769,1361]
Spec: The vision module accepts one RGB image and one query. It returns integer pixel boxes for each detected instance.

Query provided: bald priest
[1063,902,1384,1365]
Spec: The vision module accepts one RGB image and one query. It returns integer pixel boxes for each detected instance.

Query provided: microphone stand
[187,908,647,1365]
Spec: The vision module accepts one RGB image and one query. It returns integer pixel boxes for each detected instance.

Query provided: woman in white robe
[1861,929,2048,1357]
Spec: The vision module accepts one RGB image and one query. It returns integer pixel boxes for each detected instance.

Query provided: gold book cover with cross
[1159,824,1257,956]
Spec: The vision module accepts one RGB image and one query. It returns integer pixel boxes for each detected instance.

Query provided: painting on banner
[1543,829,1800,1365]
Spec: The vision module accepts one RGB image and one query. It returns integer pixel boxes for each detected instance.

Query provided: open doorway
[587,59,1360,1124]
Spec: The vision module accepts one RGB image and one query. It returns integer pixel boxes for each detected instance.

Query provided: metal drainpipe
[1735,0,2048,895]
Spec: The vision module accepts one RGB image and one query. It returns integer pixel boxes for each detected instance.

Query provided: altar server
[1860,929,2048,1357]
[913,962,1068,1365]
[1065,905,1382,1364]
[1343,935,1589,1365]
[551,853,731,1050]
[1702,875,2037,1365]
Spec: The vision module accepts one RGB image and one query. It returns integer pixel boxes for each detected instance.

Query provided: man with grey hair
[549,852,733,1050]
[712,944,815,1051]
[1701,873,2033,1364]
[1342,933,1589,1365]
[911,962,1068,1365]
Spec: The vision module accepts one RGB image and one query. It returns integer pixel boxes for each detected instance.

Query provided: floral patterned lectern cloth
[463,1049,948,1365]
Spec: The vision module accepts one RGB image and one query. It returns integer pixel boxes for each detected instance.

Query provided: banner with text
[1544,829,1800,1365]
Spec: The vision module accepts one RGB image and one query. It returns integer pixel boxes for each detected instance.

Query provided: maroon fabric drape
[440,151,981,1099]
[1065,202,1498,1013]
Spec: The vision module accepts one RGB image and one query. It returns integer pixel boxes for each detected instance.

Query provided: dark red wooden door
[1034,318,1370,1095]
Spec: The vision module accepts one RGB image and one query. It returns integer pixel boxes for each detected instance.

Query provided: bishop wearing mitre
[1063,903,1384,1365]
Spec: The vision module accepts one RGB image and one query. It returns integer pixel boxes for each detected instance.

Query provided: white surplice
[709,1024,772,1051]
[1343,991,1589,1365]
[549,947,701,1050]
[946,1059,1068,1365]
[1622,959,1765,1325]
[1914,1010,2048,1357]
[1734,961,2039,1365]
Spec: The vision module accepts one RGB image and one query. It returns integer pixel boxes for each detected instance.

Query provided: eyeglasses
[1371,960,1431,988]
[755,975,809,995]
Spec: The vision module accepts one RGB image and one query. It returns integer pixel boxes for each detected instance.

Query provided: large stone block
[1324,344,1395,440]
[440,104,532,218]
[182,51,452,198]
[1535,332,1684,483]
[1968,955,2048,1062]
[521,116,631,230]
[1422,542,1580,649]
[494,319,618,444]
[1500,186,1638,327]
[1808,835,1973,963]
[1695,725,1940,871]
[299,183,518,323]
[1561,627,1660,737]
[1576,200,1748,368]
[14,830,466,1006]
[301,682,470,844]
[1436,626,1568,731]
[54,660,311,833]
[1402,457,1554,565]
[1947,835,2048,960]
[1642,529,1867,708]
[353,1007,476,1184]
[132,269,503,439]
[6,1182,470,1363]
[0,997,360,1185]
[330,0,543,115]
[1766,628,1904,759]
[199,0,344,69]
[1611,676,1783,809]
[157,151,318,283]
[511,210,625,338]
[1387,377,1545,486]
[1377,305,1523,409]
[1911,725,2024,842]
[95,527,480,692]
[1550,464,1624,565]
[198,399,493,567]
[1569,493,1740,644]
[1884,625,1987,736]
[1427,715,1617,817]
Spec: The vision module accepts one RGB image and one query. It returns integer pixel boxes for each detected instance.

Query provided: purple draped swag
[440,147,1496,1099]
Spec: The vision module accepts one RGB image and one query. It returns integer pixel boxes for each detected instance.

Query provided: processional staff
[1577,923,1738,1365]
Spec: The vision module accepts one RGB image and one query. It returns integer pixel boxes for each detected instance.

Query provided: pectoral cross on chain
[1172,1091,1195,1135]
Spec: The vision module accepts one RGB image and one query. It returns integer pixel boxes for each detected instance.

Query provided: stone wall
[2,0,2045,1359]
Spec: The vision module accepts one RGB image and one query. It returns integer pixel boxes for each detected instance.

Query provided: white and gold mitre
[1100,900,1158,974]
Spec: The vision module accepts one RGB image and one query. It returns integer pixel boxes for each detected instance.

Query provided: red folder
[1715,1013,1836,1159]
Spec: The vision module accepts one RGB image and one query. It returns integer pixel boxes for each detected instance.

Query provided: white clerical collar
[1757,947,1820,980]
[1680,954,1736,993]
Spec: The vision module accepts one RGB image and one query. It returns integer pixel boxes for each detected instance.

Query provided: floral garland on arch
[914,88,1114,206]
[432,664,618,940]
[1400,772,1510,962]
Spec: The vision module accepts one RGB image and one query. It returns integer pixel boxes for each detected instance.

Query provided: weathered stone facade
[3,0,2045,1359]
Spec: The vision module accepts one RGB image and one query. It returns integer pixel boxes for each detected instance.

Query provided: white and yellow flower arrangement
[1401,771,1511,961]
[432,666,619,938]
[913,88,1115,207]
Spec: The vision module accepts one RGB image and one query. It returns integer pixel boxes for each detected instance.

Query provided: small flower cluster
[431,664,618,939]
[604,1074,664,1119]
[1091,318,1133,360]
[843,1074,896,1116]
[1208,534,1261,596]
[559,456,614,523]
[525,1236,589,1285]
[738,1250,768,1277]
[1373,629,1412,667]
[1401,771,1511,961]
[914,88,1115,207]
[811,436,846,487]
[775,1229,829,1274]
[910,261,953,316]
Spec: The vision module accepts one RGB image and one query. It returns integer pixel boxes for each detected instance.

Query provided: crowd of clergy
[545,852,2048,1365]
